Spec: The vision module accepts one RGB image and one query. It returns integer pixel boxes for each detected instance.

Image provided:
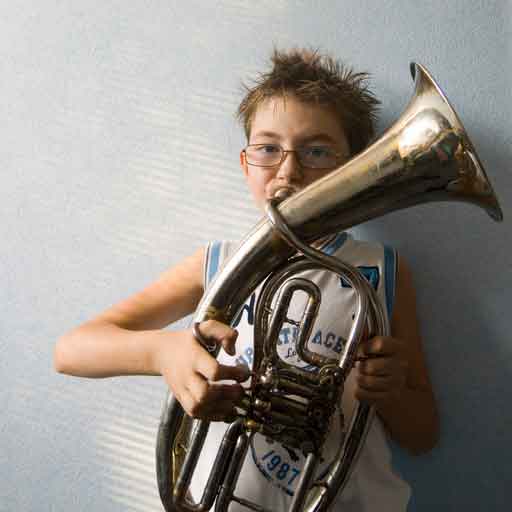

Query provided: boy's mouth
[268,185,298,202]
[273,186,295,201]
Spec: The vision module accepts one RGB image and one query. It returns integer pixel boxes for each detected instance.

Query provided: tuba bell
[156,63,503,512]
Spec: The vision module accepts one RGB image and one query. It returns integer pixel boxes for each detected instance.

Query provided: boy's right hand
[152,320,250,421]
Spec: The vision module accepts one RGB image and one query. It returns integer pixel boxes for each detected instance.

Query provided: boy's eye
[301,146,333,158]
[299,146,338,168]
[256,144,280,153]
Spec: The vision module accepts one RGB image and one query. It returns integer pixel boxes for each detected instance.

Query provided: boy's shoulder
[324,232,394,259]
[204,240,237,287]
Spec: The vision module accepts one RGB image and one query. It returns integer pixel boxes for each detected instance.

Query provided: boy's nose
[275,151,304,183]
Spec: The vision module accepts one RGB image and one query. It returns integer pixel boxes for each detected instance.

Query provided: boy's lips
[274,186,295,201]
[267,185,299,201]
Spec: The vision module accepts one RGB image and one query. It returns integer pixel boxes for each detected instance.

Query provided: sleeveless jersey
[190,232,411,512]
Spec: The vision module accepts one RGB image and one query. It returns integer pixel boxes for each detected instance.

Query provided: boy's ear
[240,150,249,177]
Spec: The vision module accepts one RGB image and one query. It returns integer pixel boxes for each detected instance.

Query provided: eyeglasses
[243,144,347,170]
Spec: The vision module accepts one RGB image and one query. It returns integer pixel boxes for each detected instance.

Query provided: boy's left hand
[354,336,410,408]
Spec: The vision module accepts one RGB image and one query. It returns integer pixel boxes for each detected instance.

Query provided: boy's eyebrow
[251,131,340,145]
[300,133,339,145]
[250,130,283,140]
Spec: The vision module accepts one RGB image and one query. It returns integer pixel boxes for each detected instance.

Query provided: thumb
[220,330,238,356]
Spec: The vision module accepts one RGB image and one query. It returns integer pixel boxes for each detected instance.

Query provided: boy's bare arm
[54,248,249,419]
[54,248,205,376]
[355,256,440,455]
[93,247,207,331]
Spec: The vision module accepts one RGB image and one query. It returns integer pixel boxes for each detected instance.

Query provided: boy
[55,48,439,510]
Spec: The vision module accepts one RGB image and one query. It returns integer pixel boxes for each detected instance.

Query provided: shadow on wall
[355,199,509,510]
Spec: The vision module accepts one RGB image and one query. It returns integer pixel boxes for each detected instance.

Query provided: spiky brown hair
[236,47,380,155]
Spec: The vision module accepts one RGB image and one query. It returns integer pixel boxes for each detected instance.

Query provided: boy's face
[240,94,351,211]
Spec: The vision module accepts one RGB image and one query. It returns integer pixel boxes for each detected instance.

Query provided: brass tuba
[156,63,503,512]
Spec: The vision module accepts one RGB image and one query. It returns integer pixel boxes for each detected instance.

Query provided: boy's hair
[237,47,380,156]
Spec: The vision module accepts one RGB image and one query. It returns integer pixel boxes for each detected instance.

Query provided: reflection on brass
[156,63,502,512]
[172,416,193,487]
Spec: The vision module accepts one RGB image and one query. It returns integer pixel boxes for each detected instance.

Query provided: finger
[211,381,246,399]
[220,335,238,357]
[197,320,239,356]
[183,375,243,418]
[189,376,245,405]
[211,363,251,383]
[360,356,408,377]
[186,372,211,405]
[362,336,399,357]
[358,357,395,376]
[179,388,207,418]
[195,353,251,383]
[356,335,376,360]
[215,324,239,357]
[192,398,239,420]
[355,343,385,364]
[232,362,252,382]
[357,373,396,392]
[356,342,366,360]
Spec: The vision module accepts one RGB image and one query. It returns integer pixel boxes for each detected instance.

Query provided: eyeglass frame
[242,143,349,170]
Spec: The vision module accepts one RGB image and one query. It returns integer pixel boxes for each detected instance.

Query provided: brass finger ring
[192,322,217,354]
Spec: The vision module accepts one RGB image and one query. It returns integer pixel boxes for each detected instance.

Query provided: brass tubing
[215,431,251,512]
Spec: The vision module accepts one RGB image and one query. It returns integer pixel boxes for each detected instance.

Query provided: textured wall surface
[2,1,511,510]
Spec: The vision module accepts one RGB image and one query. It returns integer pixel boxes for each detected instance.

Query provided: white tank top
[191,232,411,511]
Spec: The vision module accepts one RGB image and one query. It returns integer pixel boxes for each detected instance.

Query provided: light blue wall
[2,1,510,510]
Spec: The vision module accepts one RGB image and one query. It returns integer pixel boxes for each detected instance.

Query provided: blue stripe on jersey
[384,245,396,318]
[207,241,222,286]
[322,232,348,255]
